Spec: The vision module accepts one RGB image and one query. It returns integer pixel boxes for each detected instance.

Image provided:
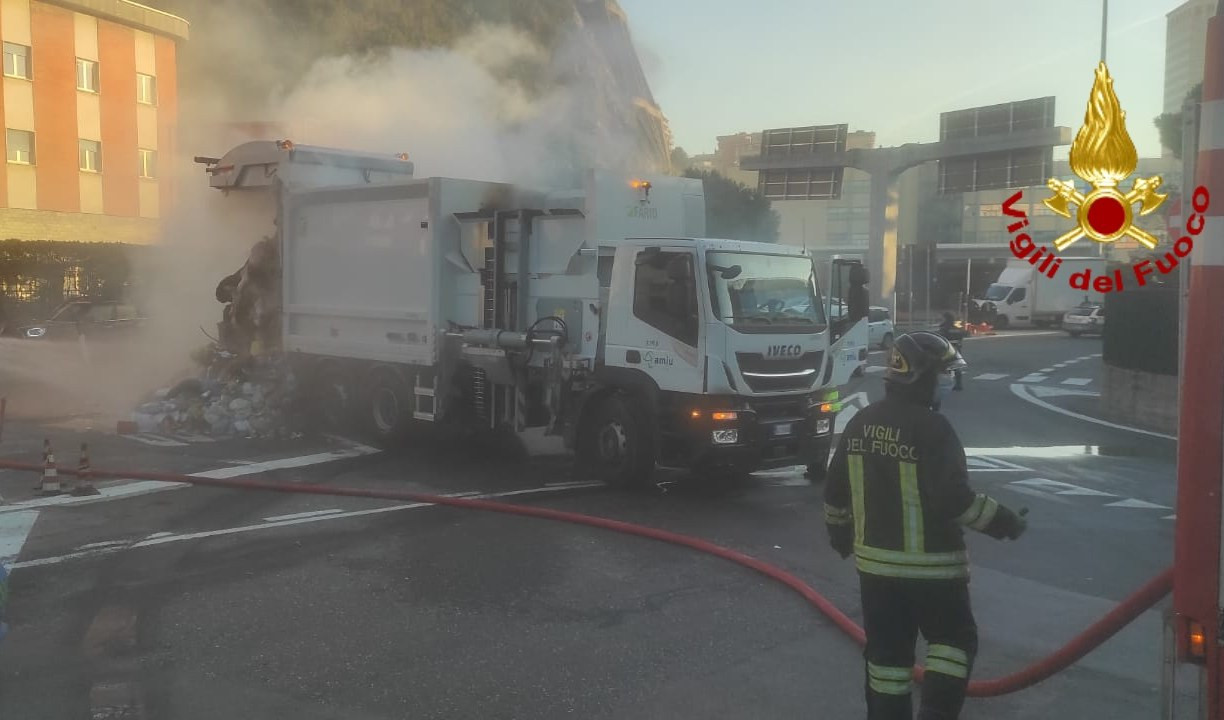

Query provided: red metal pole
[1175,2,1224,714]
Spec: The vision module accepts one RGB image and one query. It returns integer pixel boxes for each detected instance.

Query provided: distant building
[1164,0,1214,116]
[0,0,188,246]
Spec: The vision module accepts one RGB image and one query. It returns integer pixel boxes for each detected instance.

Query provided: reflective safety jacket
[824,395,1000,580]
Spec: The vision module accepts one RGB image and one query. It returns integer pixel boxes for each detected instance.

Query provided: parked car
[17,299,146,341]
[867,306,894,349]
[1062,303,1105,337]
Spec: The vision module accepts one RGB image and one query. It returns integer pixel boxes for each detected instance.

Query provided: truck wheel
[313,362,354,433]
[805,437,832,483]
[579,395,656,488]
[364,369,413,446]
[993,316,1009,330]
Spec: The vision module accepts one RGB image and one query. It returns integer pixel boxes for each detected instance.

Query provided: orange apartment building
[0,0,187,246]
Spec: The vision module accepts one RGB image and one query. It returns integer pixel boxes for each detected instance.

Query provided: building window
[3,42,30,79]
[138,148,156,178]
[137,73,157,105]
[6,129,34,164]
[76,58,99,93]
[79,139,101,172]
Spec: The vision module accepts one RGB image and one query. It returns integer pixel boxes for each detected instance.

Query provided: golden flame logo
[1068,63,1138,187]
[1044,62,1165,251]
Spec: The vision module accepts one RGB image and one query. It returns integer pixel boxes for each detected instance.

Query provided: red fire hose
[0,458,1172,698]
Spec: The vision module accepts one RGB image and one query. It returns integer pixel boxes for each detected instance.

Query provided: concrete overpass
[742,126,1073,307]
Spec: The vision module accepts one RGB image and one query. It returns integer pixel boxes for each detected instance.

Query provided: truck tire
[578,395,656,488]
[805,437,832,483]
[363,368,413,447]
[993,315,1009,330]
[312,362,355,434]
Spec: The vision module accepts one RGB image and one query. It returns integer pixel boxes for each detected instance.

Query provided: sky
[619,0,1195,159]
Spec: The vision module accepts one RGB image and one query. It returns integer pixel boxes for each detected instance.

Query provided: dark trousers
[859,573,978,720]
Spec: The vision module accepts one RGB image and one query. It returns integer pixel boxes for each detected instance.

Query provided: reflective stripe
[955,493,999,531]
[856,555,969,579]
[855,543,967,567]
[926,658,968,679]
[825,503,853,526]
[926,644,970,679]
[849,455,866,545]
[899,461,923,553]
[867,662,912,695]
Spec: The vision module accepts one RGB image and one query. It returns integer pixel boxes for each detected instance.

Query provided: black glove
[829,524,853,559]
[984,505,1027,541]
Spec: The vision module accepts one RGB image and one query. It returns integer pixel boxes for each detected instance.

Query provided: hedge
[1102,286,1179,376]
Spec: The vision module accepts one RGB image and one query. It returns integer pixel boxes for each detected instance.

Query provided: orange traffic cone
[39,438,61,495]
[72,442,100,496]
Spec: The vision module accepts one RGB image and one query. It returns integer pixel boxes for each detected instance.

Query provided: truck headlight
[816,418,831,434]
[712,429,738,444]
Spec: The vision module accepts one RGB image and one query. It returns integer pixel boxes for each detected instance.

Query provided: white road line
[865,366,886,374]
[128,434,188,447]
[964,446,1100,459]
[1091,353,1103,358]
[263,509,343,522]
[966,455,1033,472]
[1077,356,1095,362]
[1017,374,1047,383]
[1061,378,1093,386]
[973,373,1009,381]
[1106,498,1173,510]
[11,483,603,570]
[1164,514,1177,520]
[1010,478,1113,496]
[1004,485,1074,504]
[0,510,39,564]
[1053,363,1068,368]
[1008,383,1177,441]
[0,443,383,514]
[1040,368,1055,373]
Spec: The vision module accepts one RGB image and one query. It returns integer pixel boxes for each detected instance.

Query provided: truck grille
[735,351,823,392]
[748,396,807,422]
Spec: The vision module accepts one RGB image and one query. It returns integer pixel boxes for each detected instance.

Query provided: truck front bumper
[686,392,838,472]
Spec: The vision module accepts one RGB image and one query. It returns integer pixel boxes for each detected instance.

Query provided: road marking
[1017,374,1047,383]
[1010,478,1115,497]
[865,365,886,374]
[1004,485,1074,504]
[127,434,188,447]
[1061,378,1093,386]
[1009,383,1177,441]
[11,482,604,570]
[0,510,39,564]
[0,443,382,514]
[1053,363,1068,368]
[1106,498,1172,510]
[1040,368,1055,373]
[263,509,343,522]
[966,456,1033,472]
[973,373,1009,381]
[1164,514,1177,520]
[965,445,1100,458]
[1029,385,1100,399]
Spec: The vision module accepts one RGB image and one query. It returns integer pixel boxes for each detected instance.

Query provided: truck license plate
[774,423,793,437]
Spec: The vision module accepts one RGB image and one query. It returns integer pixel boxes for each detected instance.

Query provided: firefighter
[937,313,965,391]
[823,331,1027,719]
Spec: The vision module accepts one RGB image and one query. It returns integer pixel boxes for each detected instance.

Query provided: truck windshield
[706,251,826,330]
[983,284,1012,302]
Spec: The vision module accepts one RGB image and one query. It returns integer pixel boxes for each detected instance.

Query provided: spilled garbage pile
[127,236,299,439]
[129,353,303,439]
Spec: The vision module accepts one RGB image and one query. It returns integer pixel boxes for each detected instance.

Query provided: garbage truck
[199,140,870,486]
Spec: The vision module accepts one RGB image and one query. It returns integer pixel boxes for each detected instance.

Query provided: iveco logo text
[766,345,802,358]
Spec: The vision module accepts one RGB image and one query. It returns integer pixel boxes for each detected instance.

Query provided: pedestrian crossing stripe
[967,456,1032,472]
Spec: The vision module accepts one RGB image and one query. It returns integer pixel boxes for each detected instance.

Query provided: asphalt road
[0,330,1186,719]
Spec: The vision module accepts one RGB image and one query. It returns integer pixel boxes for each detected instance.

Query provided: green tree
[1154,83,1203,160]
[684,169,779,243]
[669,146,690,174]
